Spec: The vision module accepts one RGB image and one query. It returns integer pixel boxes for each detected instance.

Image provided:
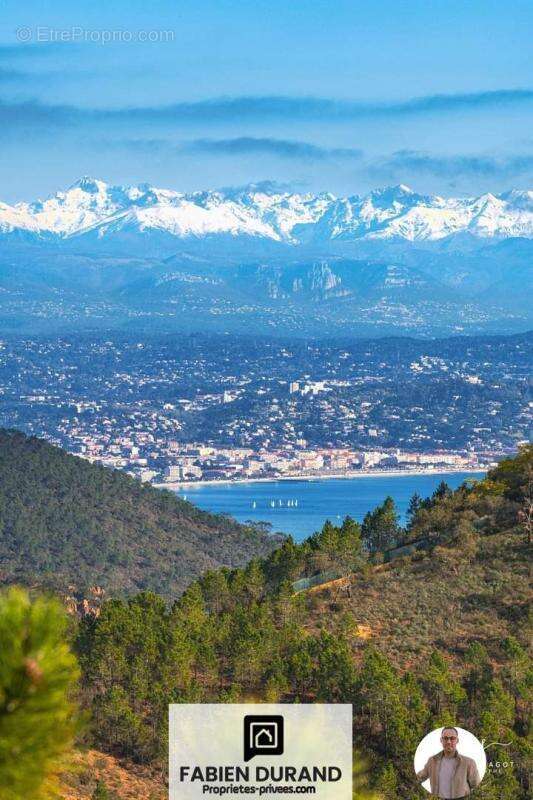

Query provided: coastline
[154,467,485,491]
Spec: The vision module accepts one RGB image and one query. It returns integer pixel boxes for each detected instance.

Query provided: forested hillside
[73,446,532,799]
[1,434,530,799]
[0,429,280,598]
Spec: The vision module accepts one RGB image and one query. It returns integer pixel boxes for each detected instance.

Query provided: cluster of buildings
[72,438,484,485]
[170,447,484,483]
[157,445,482,484]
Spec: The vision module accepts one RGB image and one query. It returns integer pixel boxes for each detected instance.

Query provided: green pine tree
[422,650,466,723]
[356,646,412,758]
[310,630,357,701]
[339,516,365,571]
[0,587,80,800]
[406,492,423,527]
[432,480,452,501]
[463,642,493,714]
[361,497,400,553]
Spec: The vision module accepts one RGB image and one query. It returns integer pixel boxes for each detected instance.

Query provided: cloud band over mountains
[183,137,363,160]
[182,140,533,179]
[1,81,532,192]
[100,135,533,181]
[1,88,532,129]
[371,150,533,180]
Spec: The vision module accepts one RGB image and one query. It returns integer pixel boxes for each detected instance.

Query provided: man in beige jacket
[416,727,481,798]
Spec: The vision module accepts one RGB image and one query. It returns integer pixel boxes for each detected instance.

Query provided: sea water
[174,472,484,541]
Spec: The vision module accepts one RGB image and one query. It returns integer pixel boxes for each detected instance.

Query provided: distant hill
[0,429,280,598]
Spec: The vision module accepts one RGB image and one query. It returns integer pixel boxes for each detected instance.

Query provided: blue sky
[0,0,532,201]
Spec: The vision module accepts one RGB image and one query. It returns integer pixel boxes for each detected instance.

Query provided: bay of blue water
[175,472,484,541]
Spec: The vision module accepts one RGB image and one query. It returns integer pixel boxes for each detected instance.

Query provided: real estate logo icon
[244,715,284,762]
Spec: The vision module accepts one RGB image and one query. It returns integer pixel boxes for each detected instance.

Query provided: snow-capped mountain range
[1,177,532,248]
[1,177,532,339]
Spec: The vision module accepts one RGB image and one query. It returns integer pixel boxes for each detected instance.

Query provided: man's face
[441,729,458,754]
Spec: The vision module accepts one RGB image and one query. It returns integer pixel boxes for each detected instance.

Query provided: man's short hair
[441,727,459,737]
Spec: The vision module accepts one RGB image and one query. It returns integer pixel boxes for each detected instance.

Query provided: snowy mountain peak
[69,176,109,194]
[369,183,415,199]
[1,179,532,247]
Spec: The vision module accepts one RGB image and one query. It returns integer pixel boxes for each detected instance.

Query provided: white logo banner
[169,703,353,799]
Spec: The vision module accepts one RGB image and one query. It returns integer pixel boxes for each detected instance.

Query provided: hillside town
[0,333,529,484]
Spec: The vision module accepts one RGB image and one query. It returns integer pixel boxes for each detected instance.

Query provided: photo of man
[416,727,482,798]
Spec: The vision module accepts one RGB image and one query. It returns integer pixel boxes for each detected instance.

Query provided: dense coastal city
[84,440,484,485]
[1,332,529,484]
[156,444,482,485]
